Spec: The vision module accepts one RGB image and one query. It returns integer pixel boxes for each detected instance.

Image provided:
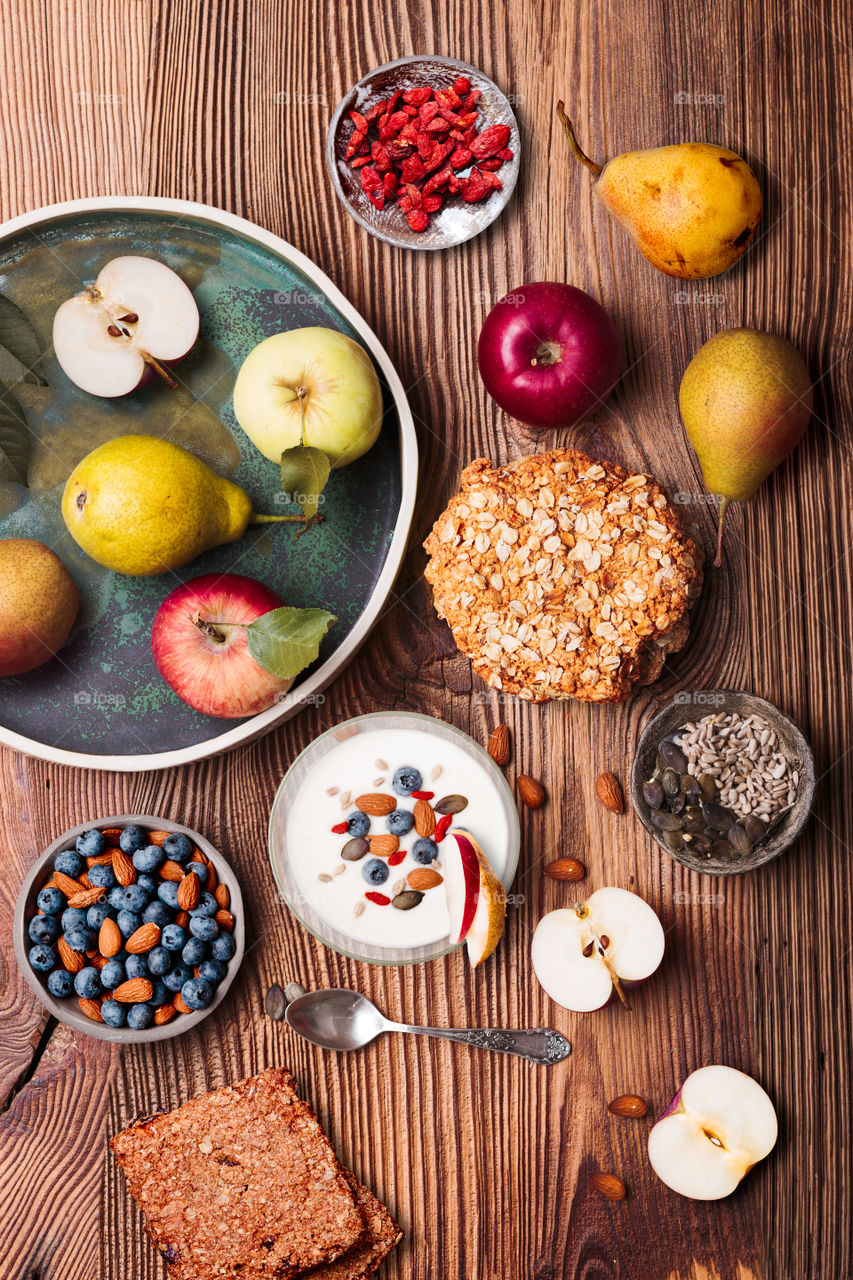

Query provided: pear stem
[250,512,323,526]
[714,497,730,568]
[140,350,178,389]
[556,102,603,176]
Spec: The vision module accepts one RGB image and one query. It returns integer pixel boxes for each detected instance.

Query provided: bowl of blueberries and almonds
[13,815,245,1041]
[631,690,815,876]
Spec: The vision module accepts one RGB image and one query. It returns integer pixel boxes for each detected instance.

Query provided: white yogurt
[285,726,512,949]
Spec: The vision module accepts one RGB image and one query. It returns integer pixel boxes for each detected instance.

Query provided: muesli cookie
[424,449,703,702]
[307,1171,403,1280]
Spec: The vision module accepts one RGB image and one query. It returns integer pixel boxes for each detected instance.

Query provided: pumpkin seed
[701,801,734,833]
[651,810,683,832]
[341,837,369,861]
[699,773,718,802]
[728,823,752,855]
[709,839,738,861]
[659,739,688,772]
[643,779,664,808]
[688,833,711,856]
[682,807,705,833]
[669,790,686,814]
[265,984,286,1021]
[391,890,424,911]
[434,794,469,816]
[662,830,683,852]
[743,814,766,842]
[681,774,700,799]
[662,768,680,797]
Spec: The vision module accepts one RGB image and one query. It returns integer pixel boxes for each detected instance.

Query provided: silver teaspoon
[284,987,571,1065]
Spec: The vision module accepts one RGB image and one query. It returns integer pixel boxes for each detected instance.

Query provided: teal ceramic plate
[0,198,417,770]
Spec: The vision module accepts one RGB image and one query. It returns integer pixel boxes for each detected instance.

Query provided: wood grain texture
[0,0,850,1277]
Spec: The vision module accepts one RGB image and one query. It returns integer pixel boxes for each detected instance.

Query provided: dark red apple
[152,573,292,718]
[477,282,622,430]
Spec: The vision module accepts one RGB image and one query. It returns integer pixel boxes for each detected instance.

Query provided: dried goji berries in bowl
[13,815,245,1043]
[327,55,521,249]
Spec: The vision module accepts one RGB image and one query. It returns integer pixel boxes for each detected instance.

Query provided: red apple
[151,573,293,718]
[477,282,622,430]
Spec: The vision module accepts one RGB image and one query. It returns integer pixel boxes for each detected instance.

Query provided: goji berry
[360,166,381,192]
[402,104,418,116]
[411,790,435,800]
[371,141,391,171]
[387,140,413,160]
[423,161,452,195]
[451,146,473,169]
[387,89,402,112]
[365,892,391,906]
[422,195,443,212]
[496,147,514,161]
[479,156,504,172]
[367,190,386,210]
[425,116,451,134]
[403,85,432,106]
[351,155,371,168]
[435,87,461,110]
[454,75,471,95]
[406,209,430,232]
[463,89,482,110]
[383,171,399,194]
[348,109,368,131]
[385,110,408,132]
[388,850,407,866]
[434,814,453,842]
[462,167,490,201]
[400,154,425,183]
[345,129,366,160]
[423,140,453,172]
[402,182,423,208]
[418,100,440,125]
[365,100,387,122]
[416,131,433,159]
[469,123,511,159]
[331,822,349,834]
[398,194,413,213]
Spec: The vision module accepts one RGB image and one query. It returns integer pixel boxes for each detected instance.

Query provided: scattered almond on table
[518,775,545,809]
[595,771,624,813]
[608,1094,648,1118]
[487,723,511,766]
[590,1170,627,1201]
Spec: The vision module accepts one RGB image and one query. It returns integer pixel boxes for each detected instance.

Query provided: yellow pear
[0,539,78,675]
[679,329,812,565]
[556,104,762,278]
[62,435,289,576]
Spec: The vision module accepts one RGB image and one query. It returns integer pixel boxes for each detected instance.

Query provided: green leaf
[246,607,337,680]
[280,444,331,522]
[0,294,47,385]
[0,385,30,485]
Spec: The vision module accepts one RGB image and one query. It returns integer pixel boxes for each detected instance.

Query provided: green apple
[232,327,384,469]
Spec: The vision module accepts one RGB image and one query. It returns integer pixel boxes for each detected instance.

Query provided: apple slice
[443,829,507,967]
[531,887,665,1011]
[648,1066,778,1200]
[53,255,199,397]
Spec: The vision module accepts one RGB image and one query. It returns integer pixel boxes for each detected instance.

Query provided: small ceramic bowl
[631,691,815,876]
[326,54,520,250]
[14,815,245,1042]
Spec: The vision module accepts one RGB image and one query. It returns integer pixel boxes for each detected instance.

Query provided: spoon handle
[396,1024,571,1064]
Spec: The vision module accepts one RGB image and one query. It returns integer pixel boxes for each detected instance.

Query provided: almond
[112,847,137,887]
[90,953,107,971]
[53,870,85,898]
[487,723,511,766]
[175,910,189,928]
[590,1171,627,1201]
[78,997,104,1022]
[98,917,123,957]
[518,775,545,809]
[215,909,234,931]
[99,827,123,840]
[205,862,217,894]
[159,859,185,882]
[368,834,399,858]
[407,867,443,891]
[58,936,84,973]
[544,858,585,882]
[113,977,154,1003]
[595,771,624,814]
[154,1004,176,1025]
[146,830,172,846]
[67,886,108,908]
[86,851,115,867]
[125,923,161,954]
[177,873,201,911]
[355,793,397,816]
[413,799,436,837]
[173,991,192,1015]
[214,883,230,910]
[608,1094,648,1118]
[78,872,93,889]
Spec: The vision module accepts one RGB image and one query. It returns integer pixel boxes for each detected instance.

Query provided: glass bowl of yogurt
[268,711,520,964]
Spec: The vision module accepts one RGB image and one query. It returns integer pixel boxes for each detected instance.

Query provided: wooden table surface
[1,2,850,1278]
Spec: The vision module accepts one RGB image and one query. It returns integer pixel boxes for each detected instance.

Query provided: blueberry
[188,861,208,881]
[163,833,193,864]
[29,943,55,972]
[54,849,84,879]
[136,873,158,896]
[149,979,169,1005]
[108,886,127,910]
[190,893,218,918]
[161,923,186,951]
[189,915,218,942]
[119,825,146,853]
[163,963,192,993]
[182,938,207,966]
[29,914,60,945]
[87,902,113,930]
[100,957,126,989]
[386,808,414,836]
[74,966,101,999]
[181,978,213,1010]
[127,1003,153,1030]
[362,858,390,886]
[37,886,65,915]
[125,954,149,979]
[117,910,142,938]
[210,932,236,962]
[64,925,96,952]
[345,812,370,838]
[101,999,127,1028]
[148,946,173,976]
[76,829,107,858]
[61,906,87,932]
[115,885,149,914]
[47,968,74,998]
[142,901,171,928]
[199,958,226,985]
[392,766,422,796]
[87,863,116,889]
[133,844,164,874]
[157,881,180,909]
[412,838,438,865]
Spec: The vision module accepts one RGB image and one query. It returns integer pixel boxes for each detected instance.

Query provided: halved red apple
[443,829,507,967]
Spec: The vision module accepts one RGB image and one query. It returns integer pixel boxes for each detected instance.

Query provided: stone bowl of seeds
[631,691,814,875]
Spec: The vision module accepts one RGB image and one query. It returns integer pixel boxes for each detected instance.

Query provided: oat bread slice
[110,1067,364,1280]
[304,1170,402,1280]
[424,449,704,702]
